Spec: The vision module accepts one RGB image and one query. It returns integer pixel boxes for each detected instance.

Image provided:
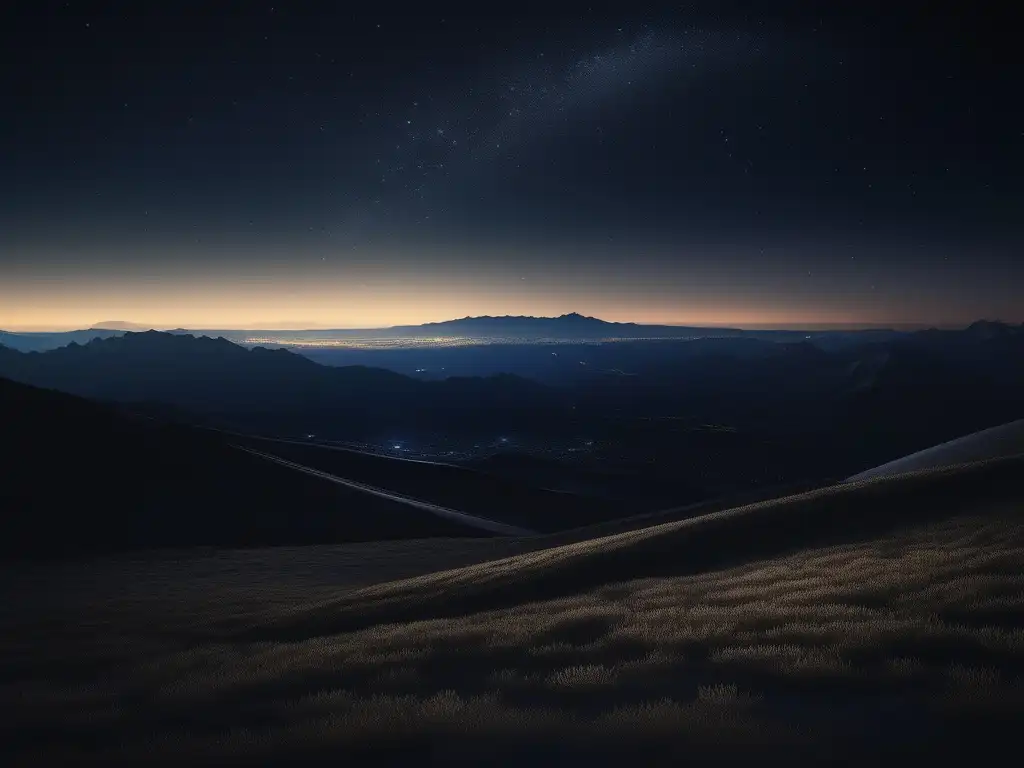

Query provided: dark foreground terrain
[0,377,487,555]
[2,377,641,556]
[2,454,1023,763]
[230,434,632,533]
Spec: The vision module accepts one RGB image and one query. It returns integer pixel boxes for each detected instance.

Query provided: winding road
[233,445,536,536]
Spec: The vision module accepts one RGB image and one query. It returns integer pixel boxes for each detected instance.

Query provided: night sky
[2,2,1020,330]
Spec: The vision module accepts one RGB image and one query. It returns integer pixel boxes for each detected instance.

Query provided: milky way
[1,5,1019,329]
[352,27,762,234]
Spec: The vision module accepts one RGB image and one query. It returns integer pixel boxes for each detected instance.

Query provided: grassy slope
[3,457,1024,763]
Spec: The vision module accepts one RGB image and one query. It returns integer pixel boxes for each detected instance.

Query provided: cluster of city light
[241,334,704,350]
[241,336,484,349]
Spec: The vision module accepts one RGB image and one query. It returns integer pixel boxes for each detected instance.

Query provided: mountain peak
[966,320,1017,340]
[89,320,154,331]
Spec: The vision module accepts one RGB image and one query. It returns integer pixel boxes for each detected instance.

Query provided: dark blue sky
[1,1,1020,329]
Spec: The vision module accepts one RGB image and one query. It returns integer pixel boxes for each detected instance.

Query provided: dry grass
[3,457,1024,764]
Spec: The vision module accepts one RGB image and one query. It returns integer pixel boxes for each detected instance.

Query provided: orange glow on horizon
[0,260,1008,332]
[0,293,961,333]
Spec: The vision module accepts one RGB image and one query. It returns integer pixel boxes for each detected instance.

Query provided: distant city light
[238,335,692,350]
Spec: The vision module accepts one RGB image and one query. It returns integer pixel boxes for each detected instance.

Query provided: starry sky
[1,1,1020,330]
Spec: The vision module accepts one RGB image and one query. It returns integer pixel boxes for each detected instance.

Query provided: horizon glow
[2,9,1019,334]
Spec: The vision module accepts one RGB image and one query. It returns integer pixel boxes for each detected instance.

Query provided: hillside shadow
[244,455,1024,642]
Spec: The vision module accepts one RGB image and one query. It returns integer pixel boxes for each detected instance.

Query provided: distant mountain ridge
[1,323,1022,495]
[89,320,155,331]
[0,327,126,352]
[410,312,631,328]
[2,315,1021,354]
[387,312,746,338]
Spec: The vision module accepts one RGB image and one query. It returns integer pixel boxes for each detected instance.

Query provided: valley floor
[3,457,1024,764]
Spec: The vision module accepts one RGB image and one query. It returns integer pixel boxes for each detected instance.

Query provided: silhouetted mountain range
[1,323,1021,494]
[0,328,126,352]
[388,312,745,338]
[6,315,1021,354]
[0,331,561,437]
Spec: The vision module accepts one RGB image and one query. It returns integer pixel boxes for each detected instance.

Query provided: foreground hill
[0,377,490,556]
[848,418,1024,481]
[0,330,564,436]
[3,455,1023,762]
